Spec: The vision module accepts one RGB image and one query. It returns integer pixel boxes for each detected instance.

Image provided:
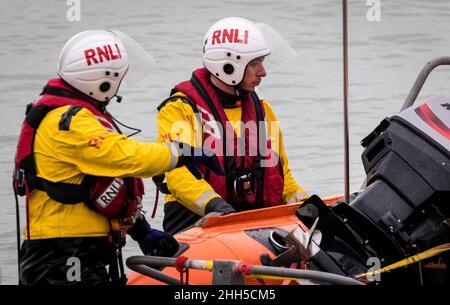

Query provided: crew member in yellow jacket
[156,17,308,234]
[13,30,222,285]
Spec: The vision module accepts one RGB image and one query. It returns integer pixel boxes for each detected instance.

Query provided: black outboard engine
[297,96,450,285]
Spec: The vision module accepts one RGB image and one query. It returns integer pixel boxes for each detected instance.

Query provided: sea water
[1,0,449,284]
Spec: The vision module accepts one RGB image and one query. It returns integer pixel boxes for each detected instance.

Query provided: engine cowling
[298,96,450,285]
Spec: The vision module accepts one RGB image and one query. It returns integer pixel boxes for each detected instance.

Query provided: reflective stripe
[165,142,179,170]
[195,190,216,215]
[287,192,308,204]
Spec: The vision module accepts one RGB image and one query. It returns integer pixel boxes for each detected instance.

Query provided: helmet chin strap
[210,72,249,99]
[234,85,249,99]
[234,63,251,98]
[114,95,123,103]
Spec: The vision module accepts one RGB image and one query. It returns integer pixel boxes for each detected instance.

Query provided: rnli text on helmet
[212,29,249,45]
[84,44,123,66]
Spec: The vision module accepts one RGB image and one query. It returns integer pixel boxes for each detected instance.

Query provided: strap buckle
[13,168,26,188]
[111,199,143,232]
[234,172,253,197]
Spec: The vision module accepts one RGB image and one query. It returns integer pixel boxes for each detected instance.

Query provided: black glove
[127,214,179,257]
[205,197,236,215]
[137,229,179,257]
[171,141,225,179]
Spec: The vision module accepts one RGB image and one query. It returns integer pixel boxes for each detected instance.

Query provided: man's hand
[127,215,179,257]
[171,141,224,179]
[205,198,236,215]
[138,228,179,257]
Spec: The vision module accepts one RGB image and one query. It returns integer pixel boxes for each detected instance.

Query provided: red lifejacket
[13,78,144,220]
[170,68,284,208]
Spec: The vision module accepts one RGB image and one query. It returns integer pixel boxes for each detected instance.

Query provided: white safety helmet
[58,30,129,102]
[202,17,271,86]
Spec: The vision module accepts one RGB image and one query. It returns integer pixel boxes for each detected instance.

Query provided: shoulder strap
[40,84,82,100]
[59,105,83,131]
[250,92,266,208]
[152,175,171,194]
[25,104,54,130]
[190,75,223,124]
[157,95,199,113]
[190,74,240,198]
[16,87,96,202]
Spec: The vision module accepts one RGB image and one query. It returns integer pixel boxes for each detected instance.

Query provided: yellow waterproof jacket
[157,92,307,216]
[28,105,176,240]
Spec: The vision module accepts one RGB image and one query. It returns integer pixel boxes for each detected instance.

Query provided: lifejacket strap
[157,95,199,113]
[26,173,90,204]
[59,105,83,131]
[152,175,171,195]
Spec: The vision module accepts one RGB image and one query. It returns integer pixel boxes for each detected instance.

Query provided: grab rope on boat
[356,243,450,279]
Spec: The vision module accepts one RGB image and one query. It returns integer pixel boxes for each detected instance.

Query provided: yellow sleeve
[156,94,222,216]
[34,106,176,180]
[263,100,308,204]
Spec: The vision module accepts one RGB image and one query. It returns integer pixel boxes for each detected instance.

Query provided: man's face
[239,56,267,92]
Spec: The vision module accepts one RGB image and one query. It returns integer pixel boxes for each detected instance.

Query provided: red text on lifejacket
[84,44,122,66]
[212,29,249,45]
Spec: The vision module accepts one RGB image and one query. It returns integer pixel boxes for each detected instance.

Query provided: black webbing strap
[157,95,199,113]
[26,173,92,204]
[251,92,266,208]
[40,85,82,100]
[59,105,83,131]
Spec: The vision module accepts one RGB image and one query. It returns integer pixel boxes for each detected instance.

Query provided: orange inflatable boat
[126,82,450,285]
[127,195,348,285]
